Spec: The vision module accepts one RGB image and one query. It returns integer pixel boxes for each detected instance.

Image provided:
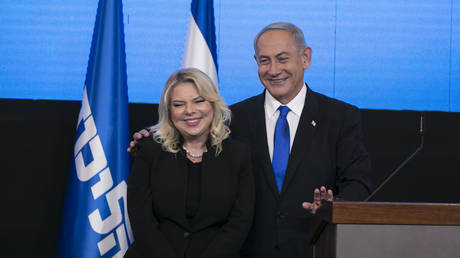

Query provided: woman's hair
[150,68,231,155]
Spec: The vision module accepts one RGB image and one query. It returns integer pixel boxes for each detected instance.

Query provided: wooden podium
[311,201,460,258]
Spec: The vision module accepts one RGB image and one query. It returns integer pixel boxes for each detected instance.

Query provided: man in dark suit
[230,22,372,258]
[129,22,372,258]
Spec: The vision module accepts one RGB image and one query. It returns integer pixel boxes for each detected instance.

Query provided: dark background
[1,99,459,257]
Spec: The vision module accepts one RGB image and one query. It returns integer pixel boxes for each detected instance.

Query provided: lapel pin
[311,120,316,127]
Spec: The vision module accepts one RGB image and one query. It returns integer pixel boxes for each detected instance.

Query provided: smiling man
[229,22,372,258]
[254,29,311,105]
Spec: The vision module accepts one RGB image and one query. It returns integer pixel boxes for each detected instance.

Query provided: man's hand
[126,129,151,154]
[301,186,333,214]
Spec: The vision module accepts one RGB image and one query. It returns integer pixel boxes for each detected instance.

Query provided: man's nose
[267,62,281,76]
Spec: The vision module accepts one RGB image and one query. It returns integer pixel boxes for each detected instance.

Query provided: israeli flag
[55,0,133,257]
[182,0,218,84]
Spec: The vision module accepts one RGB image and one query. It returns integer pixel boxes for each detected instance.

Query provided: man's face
[255,30,311,104]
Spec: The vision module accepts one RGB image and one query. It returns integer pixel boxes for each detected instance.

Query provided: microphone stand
[365,114,425,202]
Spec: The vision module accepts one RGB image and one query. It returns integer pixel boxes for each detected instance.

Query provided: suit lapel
[189,141,220,228]
[163,150,190,227]
[251,93,280,199]
[190,150,210,228]
[281,86,319,195]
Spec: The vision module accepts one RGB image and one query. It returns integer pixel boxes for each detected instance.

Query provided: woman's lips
[185,118,201,127]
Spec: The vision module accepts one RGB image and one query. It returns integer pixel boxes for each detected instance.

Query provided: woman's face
[169,82,214,143]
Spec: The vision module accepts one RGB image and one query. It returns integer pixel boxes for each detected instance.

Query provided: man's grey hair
[253,22,306,56]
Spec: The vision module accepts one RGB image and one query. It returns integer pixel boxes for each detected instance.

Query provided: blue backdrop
[0,0,459,111]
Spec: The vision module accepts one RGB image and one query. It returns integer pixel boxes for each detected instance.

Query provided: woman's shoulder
[222,137,251,155]
[220,138,253,175]
[138,135,156,147]
[137,136,163,157]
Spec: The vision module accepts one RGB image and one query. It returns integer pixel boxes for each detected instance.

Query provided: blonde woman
[125,68,254,258]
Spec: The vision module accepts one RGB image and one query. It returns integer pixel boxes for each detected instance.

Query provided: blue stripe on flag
[191,0,218,72]
[55,0,133,257]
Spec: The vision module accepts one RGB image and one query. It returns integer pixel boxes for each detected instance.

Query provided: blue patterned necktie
[272,106,290,193]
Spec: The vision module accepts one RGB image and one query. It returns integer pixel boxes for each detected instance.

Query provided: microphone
[364,114,425,202]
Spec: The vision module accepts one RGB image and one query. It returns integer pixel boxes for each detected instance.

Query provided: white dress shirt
[265,84,307,161]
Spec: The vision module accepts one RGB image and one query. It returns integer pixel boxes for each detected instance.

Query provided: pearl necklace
[182,145,207,158]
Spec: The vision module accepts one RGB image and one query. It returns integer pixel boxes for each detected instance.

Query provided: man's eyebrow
[275,52,290,58]
[258,51,289,59]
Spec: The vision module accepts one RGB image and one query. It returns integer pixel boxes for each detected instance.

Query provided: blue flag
[56,0,133,257]
[182,0,218,85]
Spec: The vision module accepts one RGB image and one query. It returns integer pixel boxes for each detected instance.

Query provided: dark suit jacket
[125,137,254,258]
[230,86,372,258]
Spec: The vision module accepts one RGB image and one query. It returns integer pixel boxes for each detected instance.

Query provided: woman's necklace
[182,145,207,158]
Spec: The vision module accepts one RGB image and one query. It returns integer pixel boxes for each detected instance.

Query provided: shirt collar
[264,83,307,117]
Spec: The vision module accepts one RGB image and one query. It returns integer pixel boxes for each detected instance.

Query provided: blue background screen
[0,0,458,111]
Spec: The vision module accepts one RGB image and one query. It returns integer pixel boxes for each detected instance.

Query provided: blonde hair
[151,68,231,155]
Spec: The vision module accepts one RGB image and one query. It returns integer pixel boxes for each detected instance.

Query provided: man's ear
[254,54,259,64]
[302,46,312,69]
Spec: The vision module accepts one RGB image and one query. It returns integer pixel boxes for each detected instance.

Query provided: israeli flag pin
[311,120,316,127]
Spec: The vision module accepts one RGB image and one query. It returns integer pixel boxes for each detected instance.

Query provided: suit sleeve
[200,145,255,258]
[127,139,179,258]
[335,105,373,201]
